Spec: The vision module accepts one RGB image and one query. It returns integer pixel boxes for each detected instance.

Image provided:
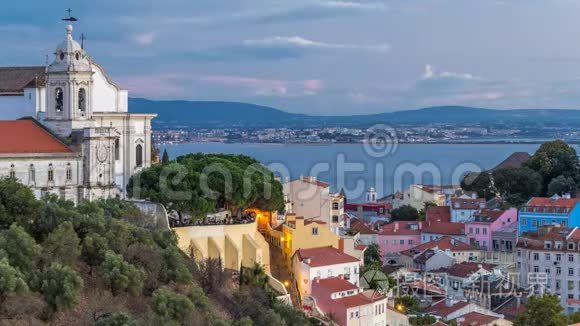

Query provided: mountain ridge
[128,98,580,128]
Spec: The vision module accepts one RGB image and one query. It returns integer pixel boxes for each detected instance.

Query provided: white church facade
[0,24,156,203]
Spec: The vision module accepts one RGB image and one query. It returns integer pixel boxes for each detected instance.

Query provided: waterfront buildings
[465,208,518,251]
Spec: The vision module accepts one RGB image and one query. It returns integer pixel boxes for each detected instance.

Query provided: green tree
[394,295,419,313]
[240,263,269,290]
[526,140,580,192]
[0,177,41,229]
[43,221,81,267]
[409,315,436,326]
[99,251,146,296]
[160,246,192,284]
[547,175,576,196]
[364,243,381,267]
[391,205,419,221]
[0,224,42,282]
[41,263,83,313]
[95,312,138,326]
[513,294,568,326]
[162,149,170,164]
[461,171,495,200]
[127,153,284,222]
[0,257,28,304]
[82,233,109,273]
[492,167,543,206]
[150,288,194,325]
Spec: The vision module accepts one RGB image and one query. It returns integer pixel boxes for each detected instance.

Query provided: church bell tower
[44,24,93,136]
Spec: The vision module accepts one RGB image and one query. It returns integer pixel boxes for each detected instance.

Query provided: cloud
[243,36,390,53]
[131,32,156,46]
[422,64,481,81]
[119,1,389,28]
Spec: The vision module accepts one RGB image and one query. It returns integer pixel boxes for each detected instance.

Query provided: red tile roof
[378,221,422,236]
[472,209,505,223]
[422,222,465,236]
[0,119,72,154]
[401,236,474,257]
[426,206,451,223]
[451,312,499,326]
[526,197,579,209]
[430,262,497,278]
[451,198,486,210]
[313,277,359,293]
[350,219,377,235]
[405,280,446,294]
[426,299,469,317]
[294,246,360,267]
[300,176,330,188]
[332,290,385,308]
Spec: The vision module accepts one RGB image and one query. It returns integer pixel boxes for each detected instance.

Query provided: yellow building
[280,214,340,266]
[173,219,271,272]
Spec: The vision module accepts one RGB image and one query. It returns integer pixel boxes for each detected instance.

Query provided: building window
[78,88,86,112]
[400,239,404,245]
[533,266,539,273]
[483,228,487,235]
[533,253,539,261]
[532,219,537,227]
[569,243,576,251]
[48,166,54,182]
[408,239,413,245]
[332,202,339,210]
[135,144,143,167]
[569,255,575,263]
[312,227,318,235]
[29,164,35,183]
[557,254,562,261]
[114,139,120,161]
[557,267,561,275]
[55,88,64,112]
[66,163,72,181]
[332,215,339,223]
[570,268,575,276]
[521,218,527,226]
[545,253,551,261]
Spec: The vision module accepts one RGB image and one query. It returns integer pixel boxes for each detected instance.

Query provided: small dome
[56,25,82,54]
[48,24,92,73]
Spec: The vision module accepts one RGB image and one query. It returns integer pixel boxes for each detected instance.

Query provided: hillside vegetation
[0,177,310,325]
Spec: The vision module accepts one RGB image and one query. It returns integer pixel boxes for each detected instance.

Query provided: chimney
[304,257,311,264]
[315,277,320,283]
[394,222,399,232]
[339,274,344,280]
[516,296,521,309]
[418,221,423,229]
[445,296,455,307]
[339,239,345,252]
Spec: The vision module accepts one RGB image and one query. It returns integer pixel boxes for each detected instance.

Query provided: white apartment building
[517,226,580,314]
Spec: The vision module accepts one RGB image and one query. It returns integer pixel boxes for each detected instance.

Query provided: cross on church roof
[80,33,86,49]
[62,8,78,22]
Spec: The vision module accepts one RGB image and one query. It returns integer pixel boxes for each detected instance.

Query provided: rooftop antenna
[62,8,78,22]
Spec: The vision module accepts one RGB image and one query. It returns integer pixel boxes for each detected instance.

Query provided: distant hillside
[129,98,580,128]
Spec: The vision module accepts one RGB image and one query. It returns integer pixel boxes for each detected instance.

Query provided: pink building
[464,208,517,251]
[377,221,423,257]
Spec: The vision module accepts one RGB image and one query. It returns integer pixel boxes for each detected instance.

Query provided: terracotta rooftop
[450,198,486,210]
[525,197,579,210]
[0,66,46,93]
[313,277,359,293]
[0,119,73,154]
[422,222,465,236]
[294,246,360,267]
[517,226,580,250]
[426,206,451,223]
[401,236,474,257]
[332,290,385,308]
[299,176,330,188]
[405,280,446,295]
[430,262,497,278]
[426,299,469,318]
[378,221,422,236]
[349,219,377,235]
[451,312,499,326]
[472,209,505,223]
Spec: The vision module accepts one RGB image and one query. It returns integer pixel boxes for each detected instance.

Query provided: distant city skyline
[2,0,580,115]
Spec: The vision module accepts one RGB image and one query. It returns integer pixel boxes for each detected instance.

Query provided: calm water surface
[160,142,547,201]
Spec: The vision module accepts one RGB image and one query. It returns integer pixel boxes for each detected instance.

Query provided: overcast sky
[2,0,580,115]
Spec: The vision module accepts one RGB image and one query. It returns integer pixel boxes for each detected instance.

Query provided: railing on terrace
[169,212,256,228]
